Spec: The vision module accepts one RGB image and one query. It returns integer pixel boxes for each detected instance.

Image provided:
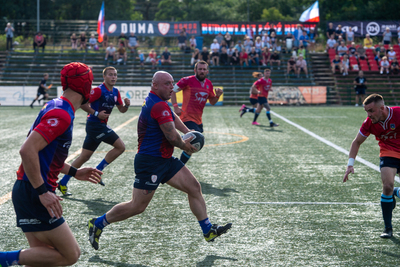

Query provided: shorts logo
[19,219,41,225]
[151,175,157,183]
[162,110,170,117]
[47,118,58,127]
[391,124,396,130]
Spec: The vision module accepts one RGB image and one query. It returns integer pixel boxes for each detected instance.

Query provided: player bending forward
[88,71,231,251]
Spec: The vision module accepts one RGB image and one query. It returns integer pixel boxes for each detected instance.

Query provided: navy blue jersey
[87,83,122,124]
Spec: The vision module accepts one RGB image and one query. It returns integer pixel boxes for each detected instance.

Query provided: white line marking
[244,201,378,205]
[271,111,400,183]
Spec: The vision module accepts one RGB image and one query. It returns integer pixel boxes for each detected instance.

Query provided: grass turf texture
[0,105,399,266]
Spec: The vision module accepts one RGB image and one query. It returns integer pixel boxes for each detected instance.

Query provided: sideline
[244,201,378,206]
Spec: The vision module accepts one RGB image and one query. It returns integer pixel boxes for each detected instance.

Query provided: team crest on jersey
[162,110,170,117]
[41,104,47,111]
[47,118,59,127]
[206,85,209,90]
[195,92,208,104]
[151,175,157,183]
[142,100,146,106]
[391,124,396,130]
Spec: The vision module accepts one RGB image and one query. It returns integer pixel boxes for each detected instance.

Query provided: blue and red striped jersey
[87,83,122,124]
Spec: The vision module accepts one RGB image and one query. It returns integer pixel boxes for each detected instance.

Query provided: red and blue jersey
[137,91,175,158]
[87,83,122,124]
[16,96,75,192]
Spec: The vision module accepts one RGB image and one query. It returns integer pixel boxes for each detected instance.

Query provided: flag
[299,1,319,23]
[97,1,105,42]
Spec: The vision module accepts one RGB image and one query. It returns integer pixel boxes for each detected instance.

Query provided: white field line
[244,201,378,205]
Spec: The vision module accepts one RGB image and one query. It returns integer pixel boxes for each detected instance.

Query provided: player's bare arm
[343,132,367,182]
[160,121,196,153]
[251,85,259,95]
[81,102,109,120]
[60,163,102,184]
[116,98,130,113]
[171,87,182,116]
[209,88,223,105]
[20,131,64,218]
[173,112,190,134]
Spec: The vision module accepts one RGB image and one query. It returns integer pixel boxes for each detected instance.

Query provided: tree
[261,7,293,21]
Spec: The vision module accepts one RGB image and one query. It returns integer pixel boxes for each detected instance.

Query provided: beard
[196,73,206,81]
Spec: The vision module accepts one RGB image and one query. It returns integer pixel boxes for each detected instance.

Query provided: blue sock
[266,111,272,122]
[381,193,393,229]
[0,250,21,266]
[96,158,109,171]
[59,174,72,186]
[198,218,212,234]
[180,151,191,164]
[249,108,256,113]
[393,187,400,198]
[94,214,110,230]
[253,113,260,122]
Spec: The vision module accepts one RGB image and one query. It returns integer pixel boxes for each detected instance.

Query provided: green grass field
[1,105,399,267]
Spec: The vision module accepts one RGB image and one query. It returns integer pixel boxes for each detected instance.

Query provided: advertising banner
[0,86,41,106]
[330,21,400,37]
[105,21,201,37]
[268,86,326,104]
[172,87,224,106]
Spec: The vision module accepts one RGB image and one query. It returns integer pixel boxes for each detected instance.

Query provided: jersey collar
[60,95,75,113]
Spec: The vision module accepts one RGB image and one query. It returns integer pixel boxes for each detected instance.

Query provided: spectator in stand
[379,44,387,59]
[299,30,310,50]
[337,41,348,56]
[254,36,263,55]
[234,40,244,53]
[326,22,336,39]
[224,33,232,47]
[79,32,87,51]
[293,24,303,49]
[189,35,197,50]
[127,32,139,53]
[230,48,240,65]
[248,47,259,67]
[220,40,228,52]
[268,23,276,37]
[105,43,116,65]
[337,35,345,46]
[346,27,354,45]
[5,22,14,51]
[383,27,392,45]
[341,54,350,76]
[348,42,357,57]
[309,28,317,53]
[190,48,200,67]
[137,50,145,68]
[240,50,249,67]
[244,36,253,53]
[177,32,187,51]
[357,45,366,60]
[391,58,399,74]
[388,47,396,61]
[219,47,229,65]
[298,45,306,58]
[89,34,97,50]
[210,39,220,66]
[335,25,344,40]
[353,70,367,106]
[33,32,46,53]
[200,46,210,64]
[71,33,78,50]
[296,55,308,78]
[283,32,294,54]
[148,49,157,69]
[270,32,278,51]
[363,34,374,49]
[380,56,390,74]
[262,32,270,49]
[261,47,271,66]
[227,44,235,62]
[215,32,224,44]
[118,32,128,47]
[180,27,187,37]
[161,46,172,65]
[102,33,108,49]
[326,35,337,51]
[116,42,127,65]
[270,50,281,69]
[287,56,297,75]
[331,54,342,73]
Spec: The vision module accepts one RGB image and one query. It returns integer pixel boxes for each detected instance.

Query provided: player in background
[239,72,263,117]
[30,73,51,108]
[343,94,400,238]
[251,69,279,127]
[58,66,130,196]
[0,62,102,267]
[170,60,223,164]
[87,71,231,251]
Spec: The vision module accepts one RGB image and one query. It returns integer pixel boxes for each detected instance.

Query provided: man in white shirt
[105,43,117,64]
[326,35,337,51]
[210,39,220,66]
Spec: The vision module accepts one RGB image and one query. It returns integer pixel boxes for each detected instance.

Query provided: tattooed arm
[160,121,197,153]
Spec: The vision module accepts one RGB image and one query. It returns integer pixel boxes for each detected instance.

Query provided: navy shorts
[134,154,184,190]
[249,98,258,105]
[355,87,366,95]
[380,157,400,173]
[258,97,268,105]
[12,180,65,232]
[83,120,120,151]
[184,121,203,133]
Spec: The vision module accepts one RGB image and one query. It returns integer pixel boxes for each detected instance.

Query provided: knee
[383,183,394,194]
[65,246,80,265]
[187,179,202,197]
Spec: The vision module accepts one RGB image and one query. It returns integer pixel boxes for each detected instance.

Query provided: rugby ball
[182,131,205,152]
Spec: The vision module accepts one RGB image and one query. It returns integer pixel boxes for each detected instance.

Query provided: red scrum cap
[60,62,93,103]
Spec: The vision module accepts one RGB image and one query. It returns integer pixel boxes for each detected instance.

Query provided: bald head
[152,71,173,85]
[151,71,174,101]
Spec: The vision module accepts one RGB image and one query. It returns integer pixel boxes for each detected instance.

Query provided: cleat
[252,121,260,125]
[240,109,247,118]
[88,218,103,250]
[380,228,393,238]
[270,122,279,127]
[204,223,232,242]
[57,184,72,196]
[239,104,246,112]
[99,180,105,186]
[30,104,33,109]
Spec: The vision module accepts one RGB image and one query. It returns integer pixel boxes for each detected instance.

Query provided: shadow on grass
[200,182,238,197]
[66,197,118,215]
[89,255,149,267]
[196,255,238,267]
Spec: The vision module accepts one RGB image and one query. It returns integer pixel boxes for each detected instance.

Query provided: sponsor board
[331,21,400,37]
[268,86,326,104]
[0,86,42,106]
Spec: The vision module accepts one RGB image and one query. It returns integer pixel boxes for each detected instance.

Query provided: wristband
[35,183,48,195]
[347,158,355,166]
[68,166,78,177]
[94,111,99,117]
[173,103,179,107]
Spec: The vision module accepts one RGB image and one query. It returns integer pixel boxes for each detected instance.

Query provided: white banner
[0,86,42,106]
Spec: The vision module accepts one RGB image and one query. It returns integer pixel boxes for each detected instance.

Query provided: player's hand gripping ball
[182,131,205,153]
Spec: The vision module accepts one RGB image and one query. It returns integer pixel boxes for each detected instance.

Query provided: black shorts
[183,121,203,133]
[380,157,400,173]
[83,120,120,151]
[250,98,258,105]
[355,87,366,95]
[37,88,46,97]
[134,154,184,190]
[12,180,65,232]
[258,97,268,105]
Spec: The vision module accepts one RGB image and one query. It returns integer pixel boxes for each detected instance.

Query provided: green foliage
[261,7,293,21]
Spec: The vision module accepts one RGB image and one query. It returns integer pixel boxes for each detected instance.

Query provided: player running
[87,71,231,251]
[58,66,130,196]
[344,94,400,238]
[0,62,102,267]
[239,72,263,117]
[170,60,223,164]
[250,68,279,127]
[30,73,51,108]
